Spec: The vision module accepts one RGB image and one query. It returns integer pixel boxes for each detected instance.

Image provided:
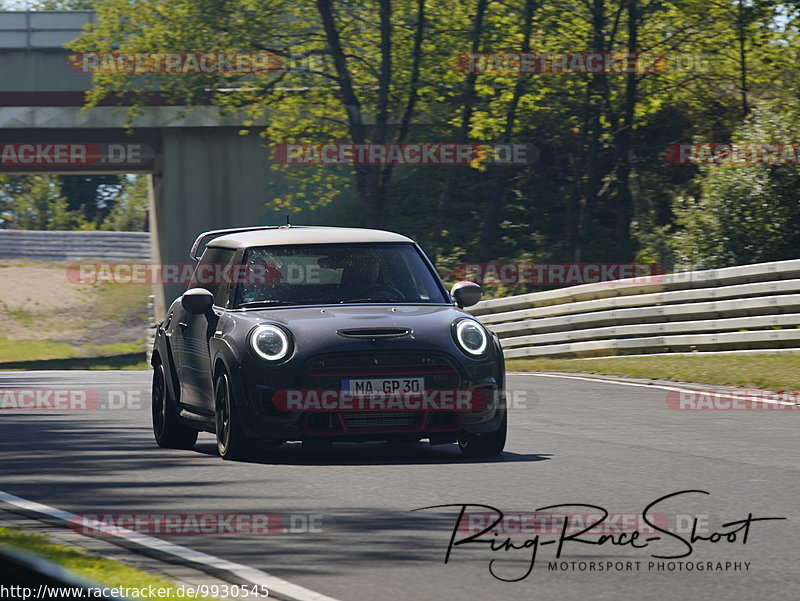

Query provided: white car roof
[208,226,414,250]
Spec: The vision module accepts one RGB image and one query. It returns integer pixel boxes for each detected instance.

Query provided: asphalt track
[1,370,797,600]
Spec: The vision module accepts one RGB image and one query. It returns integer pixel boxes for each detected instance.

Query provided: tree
[70,0,477,228]
[671,102,800,269]
[101,175,149,231]
[62,0,800,272]
[0,175,93,230]
[59,174,124,224]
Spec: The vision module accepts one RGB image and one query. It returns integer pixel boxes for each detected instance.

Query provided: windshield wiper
[237,300,301,308]
[339,298,404,304]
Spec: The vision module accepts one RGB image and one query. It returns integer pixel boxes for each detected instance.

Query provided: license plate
[342,377,424,396]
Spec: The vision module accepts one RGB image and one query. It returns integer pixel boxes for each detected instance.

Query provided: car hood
[222,304,480,355]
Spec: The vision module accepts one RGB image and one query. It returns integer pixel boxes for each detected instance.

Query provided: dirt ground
[0,260,151,349]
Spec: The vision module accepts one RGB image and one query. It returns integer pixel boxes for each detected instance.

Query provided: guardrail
[468,259,800,358]
[0,230,150,261]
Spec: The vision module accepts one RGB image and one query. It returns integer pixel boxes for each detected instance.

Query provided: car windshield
[234,243,449,307]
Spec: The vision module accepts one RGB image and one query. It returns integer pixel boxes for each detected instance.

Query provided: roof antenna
[285,214,291,227]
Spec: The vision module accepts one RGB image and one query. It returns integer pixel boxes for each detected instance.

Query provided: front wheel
[214,371,260,461]
[152,363,197,449]
[458,410,507,457]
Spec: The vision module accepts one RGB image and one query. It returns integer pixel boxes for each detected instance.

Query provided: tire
[151,363,198,449]
[214,371,260,461]
[458,409,507,457]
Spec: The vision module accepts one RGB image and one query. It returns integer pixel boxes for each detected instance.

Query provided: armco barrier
[468,259,800,358]
[0,230,150,261]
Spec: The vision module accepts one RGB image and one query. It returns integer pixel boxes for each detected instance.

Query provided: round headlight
[455,319,488,356]
[249,325,291,361]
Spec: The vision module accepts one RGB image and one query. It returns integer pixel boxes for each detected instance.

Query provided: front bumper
[234,350,503,441]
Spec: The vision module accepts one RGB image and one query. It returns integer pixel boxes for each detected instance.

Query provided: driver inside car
[339,252,383,299]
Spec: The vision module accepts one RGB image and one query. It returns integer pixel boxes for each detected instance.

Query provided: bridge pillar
[151,127,286,319]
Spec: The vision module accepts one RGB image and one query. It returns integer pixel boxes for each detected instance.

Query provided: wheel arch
[491,330,506,392]
[210,338,246,409]
[151,328,181,405]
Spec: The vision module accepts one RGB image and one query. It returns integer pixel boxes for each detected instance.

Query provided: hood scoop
[337,327,412,339]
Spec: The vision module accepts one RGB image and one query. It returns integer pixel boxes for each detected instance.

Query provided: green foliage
[671,102,800,268]
[59,174,125,223]
[0,175,94,230]
[0,174,148,232]
[5,0,799,269]
[100,175,149,231]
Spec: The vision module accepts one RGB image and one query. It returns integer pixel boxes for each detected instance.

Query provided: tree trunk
[737,0,750,117]
[572,0,607,263]
[430,0,489,251]
[316,0,389,228]
[377,0,427,225]
[476,0,538,262]
[613,0,637,262]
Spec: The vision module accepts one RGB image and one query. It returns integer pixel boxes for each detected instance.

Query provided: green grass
[0,353,149,371]
[86,283,151,323]
[0,337,80,362]
[83,340,147,356]
[507,353,800,390]
[0,527,216,600]
[3,306,35,327]
[0,260,152,367]
[0,338,148,365]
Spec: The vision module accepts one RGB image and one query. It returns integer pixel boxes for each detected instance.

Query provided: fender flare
[151,326,181,405]
[209,336,247,409]
[491,330,506,393]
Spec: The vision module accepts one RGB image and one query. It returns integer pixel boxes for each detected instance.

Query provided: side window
[190,247,237,307]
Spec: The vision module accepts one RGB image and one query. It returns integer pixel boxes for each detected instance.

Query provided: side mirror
[451,281,482,308]
[182,288,214,316]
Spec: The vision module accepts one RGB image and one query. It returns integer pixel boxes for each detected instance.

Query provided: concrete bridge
[0,10,292,316]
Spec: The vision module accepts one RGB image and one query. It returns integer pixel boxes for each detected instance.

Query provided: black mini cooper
[151,225,507,460]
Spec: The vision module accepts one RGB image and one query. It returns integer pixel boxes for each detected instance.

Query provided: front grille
[298,351,463,390]
[343,411,420,430]
[293,352,468,435]
[303,410,461,434]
